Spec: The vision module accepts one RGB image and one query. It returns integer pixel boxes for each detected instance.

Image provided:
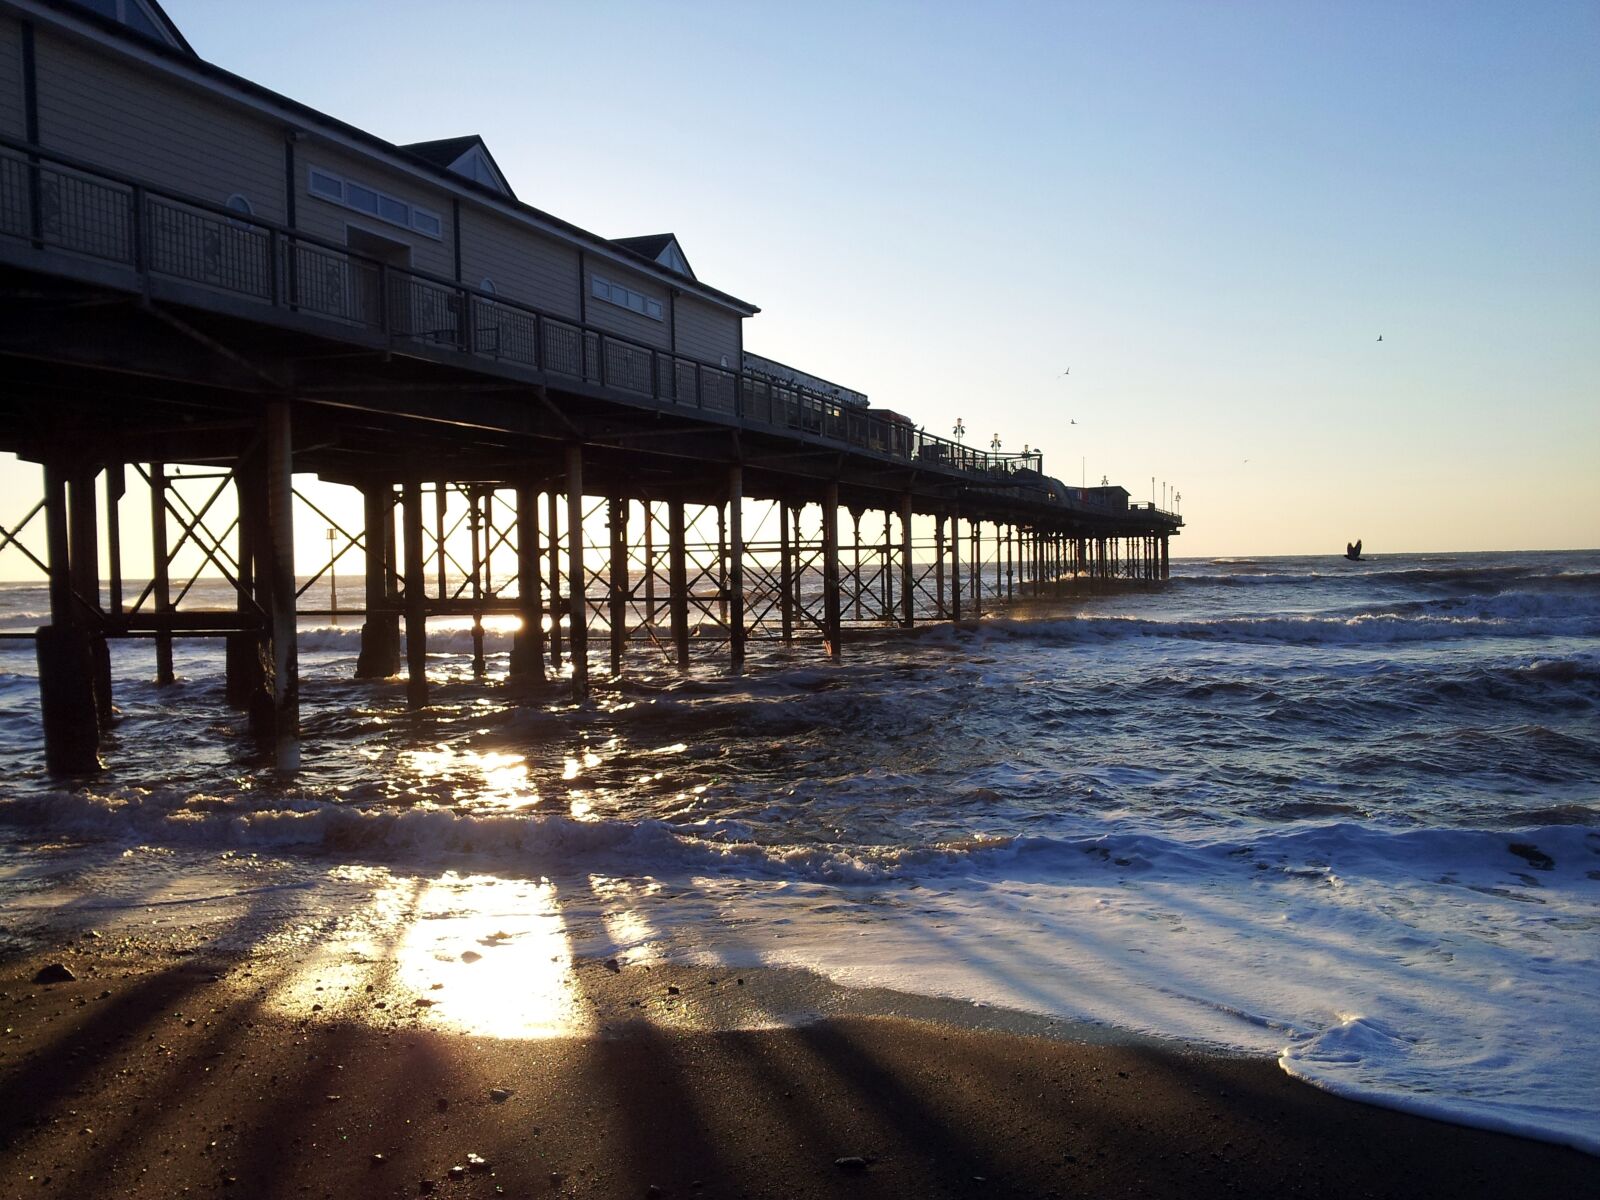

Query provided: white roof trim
[445,144,511,197]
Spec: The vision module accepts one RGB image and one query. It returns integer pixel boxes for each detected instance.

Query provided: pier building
[0,0,1182,773]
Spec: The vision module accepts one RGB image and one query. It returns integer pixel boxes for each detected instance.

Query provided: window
[308,169,342,201]
[592,274,663,321]
[225,193,253,217]
[480,278,496,295]
[306,166,443,240]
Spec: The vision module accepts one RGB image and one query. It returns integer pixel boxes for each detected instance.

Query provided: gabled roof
[63,0,195,54]
[612,233,695,281]
[400,135,516,200]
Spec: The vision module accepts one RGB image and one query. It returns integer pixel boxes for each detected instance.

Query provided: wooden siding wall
[583,260,671,350]
[0,17,23,140]
[674,294,740,365]
[296,143,452,277]
[32,32,285,222]
[459,206,580,318]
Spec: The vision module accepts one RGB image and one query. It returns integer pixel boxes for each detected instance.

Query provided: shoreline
[1,935,1593,1199]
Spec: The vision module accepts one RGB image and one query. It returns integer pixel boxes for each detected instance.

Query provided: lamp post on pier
[326,526,338,622]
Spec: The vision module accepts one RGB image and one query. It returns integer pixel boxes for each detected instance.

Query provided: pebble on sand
[33,963,75,984]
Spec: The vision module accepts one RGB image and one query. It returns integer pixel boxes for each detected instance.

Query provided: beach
[3,549,1599,1196]
[3,934,1593,1200]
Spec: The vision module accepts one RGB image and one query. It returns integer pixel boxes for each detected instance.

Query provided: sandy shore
[0,934,1591,1200]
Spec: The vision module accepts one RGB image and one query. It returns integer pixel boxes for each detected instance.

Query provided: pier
[0,0,1180,774]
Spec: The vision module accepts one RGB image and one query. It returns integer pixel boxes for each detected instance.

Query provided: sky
[3,0,1598,569]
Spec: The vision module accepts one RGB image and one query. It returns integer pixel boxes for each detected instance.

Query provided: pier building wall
[457,205,581,317]
[0,17,22,140]
[674,293,743,366]
[33,29,287,222]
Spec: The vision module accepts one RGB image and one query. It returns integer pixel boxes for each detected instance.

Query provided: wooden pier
[0,2,1181,775]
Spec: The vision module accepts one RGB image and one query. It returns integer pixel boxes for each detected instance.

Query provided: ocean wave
[957,610,1600,648]
[4,787,1595,891]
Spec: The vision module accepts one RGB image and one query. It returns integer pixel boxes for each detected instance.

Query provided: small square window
[378,195,408,225]
[645,299,663,320]
[412,210,442,237]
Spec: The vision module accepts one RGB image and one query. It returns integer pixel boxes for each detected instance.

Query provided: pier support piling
[899,493,914,628]
[403,477,428,709]
[509,483,546,681]
[565,444,588,699]
[822,482,842,659]
[36,461,99,774]
[262,401,299,771]
[669,496,690,667]
[778,502,794,643]
[356,484,401,678]
[728,466,746,671]
[608,495,627,677]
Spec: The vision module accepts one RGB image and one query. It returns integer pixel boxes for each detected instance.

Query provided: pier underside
[0,193,1180,776]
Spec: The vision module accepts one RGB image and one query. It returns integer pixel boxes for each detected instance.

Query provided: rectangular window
[306,166,443,241]
[591,273,663,322]
[308,168,343,201]
[345,183,379,215]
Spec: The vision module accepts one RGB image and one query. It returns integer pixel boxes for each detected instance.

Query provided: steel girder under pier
[1,272,1179,776]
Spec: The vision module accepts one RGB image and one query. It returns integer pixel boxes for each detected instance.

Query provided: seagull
[1070,419,1077,425]
[1377,335,1383,342]
[1061,368,1070,375]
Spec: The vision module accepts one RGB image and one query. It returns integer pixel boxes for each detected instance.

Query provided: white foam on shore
[3,803,1596,1154]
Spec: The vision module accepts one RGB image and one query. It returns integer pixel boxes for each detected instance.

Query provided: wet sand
[0,940,1591,1200]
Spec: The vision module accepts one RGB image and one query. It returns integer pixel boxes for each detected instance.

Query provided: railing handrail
[0,135,1180,525]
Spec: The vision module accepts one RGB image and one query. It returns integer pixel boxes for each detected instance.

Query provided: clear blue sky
[6,0,1599,561]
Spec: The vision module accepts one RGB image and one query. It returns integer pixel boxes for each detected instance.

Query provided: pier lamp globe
[991,434,1002,453]
[953,418,965,443]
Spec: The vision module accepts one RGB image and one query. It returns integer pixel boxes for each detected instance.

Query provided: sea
[1,548,1597,1155]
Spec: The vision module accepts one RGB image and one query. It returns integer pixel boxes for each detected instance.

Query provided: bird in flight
[1060,368,1071,376]
[1070,419,1077,425]
[1377,335,1383,342]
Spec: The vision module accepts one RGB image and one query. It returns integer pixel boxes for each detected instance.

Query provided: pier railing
[0,139,1154,512]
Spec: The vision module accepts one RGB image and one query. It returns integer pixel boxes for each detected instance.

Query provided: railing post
[268,228,282,307]
[129,185,146,274]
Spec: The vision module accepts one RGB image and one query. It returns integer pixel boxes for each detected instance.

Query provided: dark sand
[0,940,1591,1200]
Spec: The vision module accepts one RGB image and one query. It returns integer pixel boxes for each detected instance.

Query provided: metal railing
[0,136,1179,523]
